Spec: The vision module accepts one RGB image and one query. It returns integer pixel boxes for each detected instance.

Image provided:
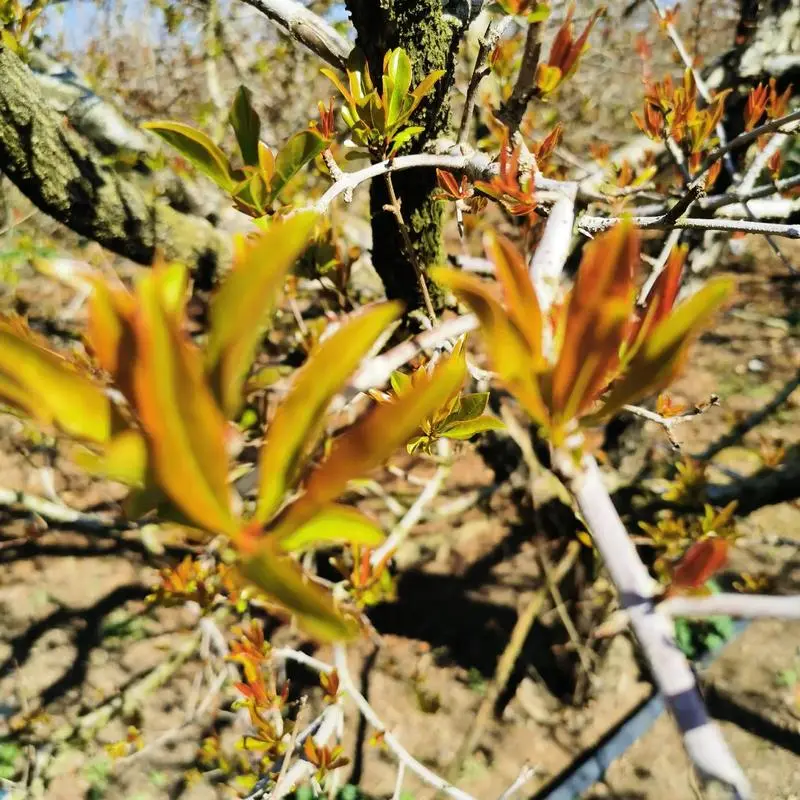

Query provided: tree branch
[237,0,352,70]
[658,594,800,620]
[0,46,231,280]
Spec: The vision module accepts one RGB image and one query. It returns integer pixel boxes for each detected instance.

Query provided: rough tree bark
[0,45,231,285]
[344,0,464,314]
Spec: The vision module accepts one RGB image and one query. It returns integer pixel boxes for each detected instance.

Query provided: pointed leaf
[278,504,384,552]
[259,141,276,186]
[239,534,358,641]
[484,232,543,360]
[320,67,354,105]
[272,349,467,534]
[432,267,550,427]
[143,121,233,190]
[443,392,489,425]
[0,318,111,443]
[598,277,734,418]
[132,271,237,536]
[229,86,262,166]
[440,416,505,440]
[671,538,729,590]
[206,212,318,418]
[256,301,403,523]
[269,130,328,203]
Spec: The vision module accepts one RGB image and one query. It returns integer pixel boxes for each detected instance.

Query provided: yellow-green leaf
[143,120,233,190]
[440,416,505,440]
[206,212,318,418]
[432,267,550,427]
[239,536,358,641]
[72,429,148,487]
[256,301,403,523]
[133,272,237,536]
[273,347,467,534]
[0,318,111,443]
[278,504,384,552]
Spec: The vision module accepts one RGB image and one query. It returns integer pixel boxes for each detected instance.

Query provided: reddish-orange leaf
[670,537,729,590]
[132,270,237,536]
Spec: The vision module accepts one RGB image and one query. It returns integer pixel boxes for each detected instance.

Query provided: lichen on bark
[344,0,463,313]
[0,45,231,284]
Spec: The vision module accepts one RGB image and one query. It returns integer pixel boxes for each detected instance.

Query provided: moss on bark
[0,45,231,285]
[344,0,462,313]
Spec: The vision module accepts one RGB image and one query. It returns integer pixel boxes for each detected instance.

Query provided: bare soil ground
[0,237,798,799]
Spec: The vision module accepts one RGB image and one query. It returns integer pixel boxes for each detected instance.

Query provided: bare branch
[658,594,800,620]
[238,0,352,70]
[579,214,800,239]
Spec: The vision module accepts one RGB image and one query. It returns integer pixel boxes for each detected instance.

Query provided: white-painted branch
[659,594,800,620]
[564,455,751,798]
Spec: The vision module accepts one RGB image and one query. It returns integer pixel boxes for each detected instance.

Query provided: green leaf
[390,370,412,395]
[142,121,233,190]
[444,392,489,426]
[321,67,355,105]
[386,48,412,128]
[229,86,262,166]
[440,416,505,440]
[268,130,328,203]
[256,301,403,523]
[206,212,318,418]
[388,126,424,155]
[278,504,384,552]
[239,536,358,641]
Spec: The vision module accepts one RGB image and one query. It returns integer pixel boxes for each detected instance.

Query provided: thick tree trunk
[344,0,463,314]
[0,45,231,286]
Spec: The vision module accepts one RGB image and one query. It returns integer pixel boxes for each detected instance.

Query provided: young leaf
[269,130,328,203]
[278,504,385,552]
[440,416,505,440]
[142,121,233,190]
[0,318,111,443]
[239,534,358,641]
[72,429,148,487]
[598,277,734,418]
[272,349,468,535]
[670,538,729,591]
[206,212,318,418]
[256,301,403,523]
[133,271,237,536]
[432,267,550,427]
[229,86,262,166]
[484,232,543,360]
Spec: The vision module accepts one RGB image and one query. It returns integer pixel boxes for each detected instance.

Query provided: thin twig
[383,173,437,324]
[579,214,800,238]
[332,645,477,800]
[623,395,719,450]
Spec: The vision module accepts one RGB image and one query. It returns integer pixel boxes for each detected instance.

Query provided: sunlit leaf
[239,534,358,641]
[670,538,728,590]
[256,301,402,522]
[272,349,467,534]
[269,130,328,202]
[440,416,505,440]
[484,232,543,360]
[143,121,233,190]
[229,85,262,166]
[206,212,318,418]
[278,504,384,552]
[445,392,489,425]
[133,271,237,536]
[598,277,733,418]
[432,267,550,427]
[72,429,148,487]
[0,318,111,443]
